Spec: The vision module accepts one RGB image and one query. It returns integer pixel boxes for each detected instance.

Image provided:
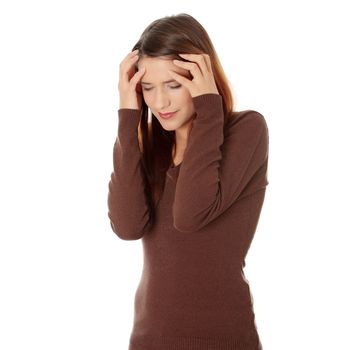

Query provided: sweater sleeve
[107,109,150,240]
[173,93,269,233]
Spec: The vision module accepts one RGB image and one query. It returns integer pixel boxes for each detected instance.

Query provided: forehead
[138,56,190,84]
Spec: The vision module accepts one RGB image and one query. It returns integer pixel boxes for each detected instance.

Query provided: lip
[159,111,177,119]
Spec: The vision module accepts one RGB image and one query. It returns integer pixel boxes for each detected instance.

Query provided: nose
[154,88,170,111]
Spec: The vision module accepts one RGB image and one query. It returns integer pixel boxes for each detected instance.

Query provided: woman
[108,13,268,350]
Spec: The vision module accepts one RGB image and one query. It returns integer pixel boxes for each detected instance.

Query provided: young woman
[108,13,269,350]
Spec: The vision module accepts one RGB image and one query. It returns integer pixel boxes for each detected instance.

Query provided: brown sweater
[107,93,269,350]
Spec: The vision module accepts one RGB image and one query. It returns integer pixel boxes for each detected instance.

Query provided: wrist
[119,100,139,110]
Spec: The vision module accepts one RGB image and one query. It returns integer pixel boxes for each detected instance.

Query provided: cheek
[178,89,192,101]
[179,91,194,109]
[141,93,152,107]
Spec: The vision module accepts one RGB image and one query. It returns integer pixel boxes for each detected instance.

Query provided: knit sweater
[107,93,269,350]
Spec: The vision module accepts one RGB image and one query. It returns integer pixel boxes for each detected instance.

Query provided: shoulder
[224,109,268,139]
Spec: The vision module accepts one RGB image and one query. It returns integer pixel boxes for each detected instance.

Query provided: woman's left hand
[168,53,219,98]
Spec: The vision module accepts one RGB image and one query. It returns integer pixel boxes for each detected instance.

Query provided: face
[137,56,196,133]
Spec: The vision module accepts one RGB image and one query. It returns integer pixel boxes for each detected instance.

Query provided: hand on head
[169,53,219,98]
[118,49,146,110]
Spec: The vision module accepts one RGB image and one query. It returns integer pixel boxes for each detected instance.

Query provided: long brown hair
[131,13,236,231]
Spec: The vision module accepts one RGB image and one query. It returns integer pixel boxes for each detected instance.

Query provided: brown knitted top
[107,93,269,350]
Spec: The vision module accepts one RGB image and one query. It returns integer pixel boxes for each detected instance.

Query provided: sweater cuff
[192,93,224,121]
[192,93,223,112]
[192,93,222,104]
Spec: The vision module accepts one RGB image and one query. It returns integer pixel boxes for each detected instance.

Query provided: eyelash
[142,85,181,91]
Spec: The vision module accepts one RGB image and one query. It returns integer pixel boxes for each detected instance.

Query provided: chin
[159,123,178,131]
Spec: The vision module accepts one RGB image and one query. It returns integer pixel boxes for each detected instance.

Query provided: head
[137,56,196,134]
[130,13,235,230]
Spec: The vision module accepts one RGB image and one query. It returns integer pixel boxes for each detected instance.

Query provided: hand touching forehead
[138,56,191,86]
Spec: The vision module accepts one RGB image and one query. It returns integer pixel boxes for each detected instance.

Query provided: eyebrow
[141,79,178,85]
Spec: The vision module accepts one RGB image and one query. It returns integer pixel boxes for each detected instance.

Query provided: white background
[1,0,349,349]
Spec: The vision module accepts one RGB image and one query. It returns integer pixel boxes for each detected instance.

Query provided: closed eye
[142,85,182,91]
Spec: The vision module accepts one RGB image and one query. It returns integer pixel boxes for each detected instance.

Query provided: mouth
[159,111,177,119]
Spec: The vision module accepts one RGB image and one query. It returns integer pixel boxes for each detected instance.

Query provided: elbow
[108,216,145,241]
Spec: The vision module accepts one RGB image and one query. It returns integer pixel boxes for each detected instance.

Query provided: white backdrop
[0,0,349,349]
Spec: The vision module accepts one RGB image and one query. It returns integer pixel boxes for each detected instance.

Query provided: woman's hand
[168,53,219,98]
[118,49,146,110]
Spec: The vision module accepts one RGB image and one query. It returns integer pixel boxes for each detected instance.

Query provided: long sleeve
[107,109,150,240]
[173,93,269,233]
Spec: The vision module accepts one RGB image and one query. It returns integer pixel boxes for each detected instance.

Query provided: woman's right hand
[118,49,146,110]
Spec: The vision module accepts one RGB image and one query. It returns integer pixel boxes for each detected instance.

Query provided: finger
[203,54,213,74]
[119,54,139,81]
[178,53,210,74]
[173,60,203,77]
[168,70,191,89]
[123,49,139,62]
[129,67,146,88]
[119,50,139,73]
